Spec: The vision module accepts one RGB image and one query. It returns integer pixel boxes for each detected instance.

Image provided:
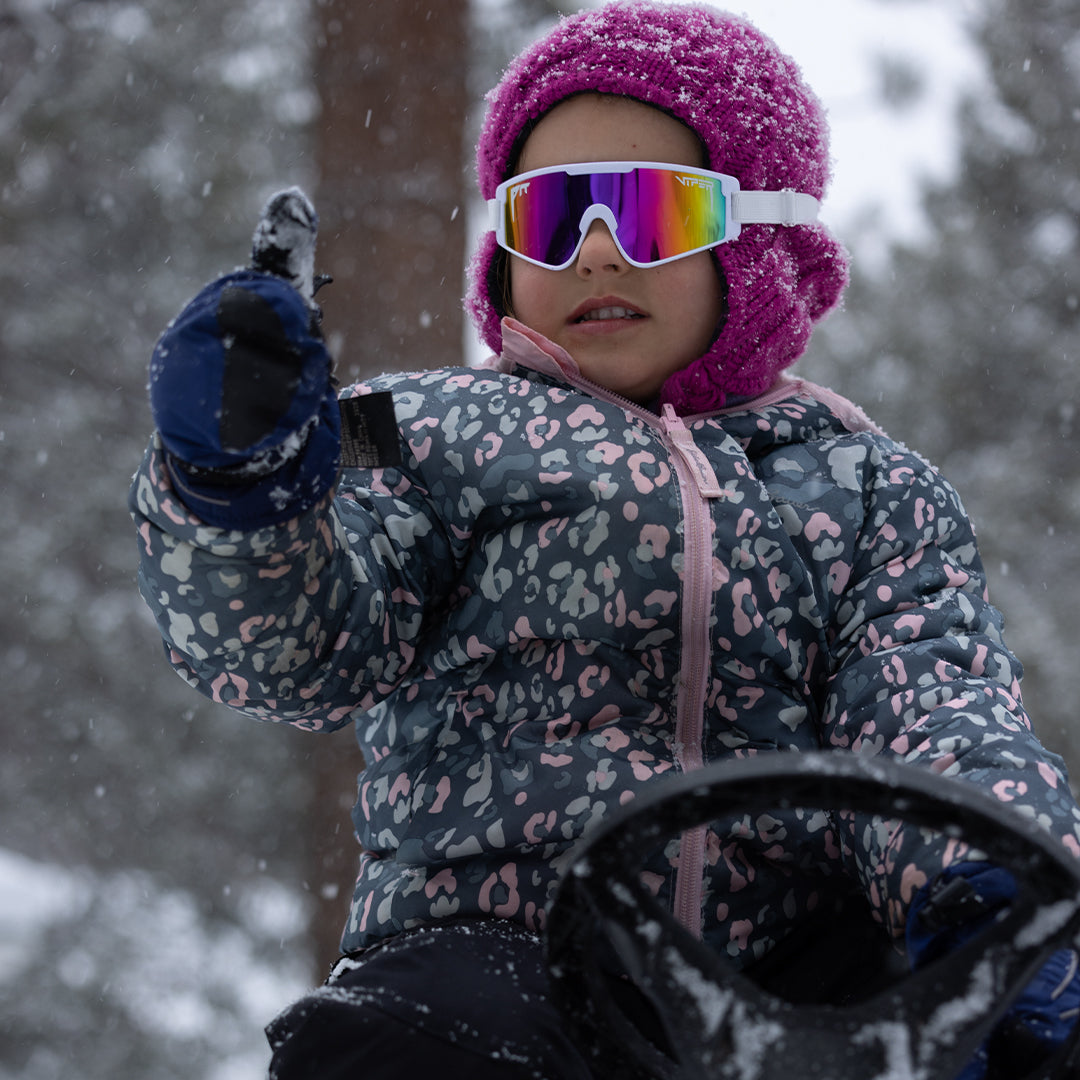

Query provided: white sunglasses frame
[488,160,821,271]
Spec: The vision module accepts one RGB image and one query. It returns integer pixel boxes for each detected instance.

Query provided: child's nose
[575,219,629,276]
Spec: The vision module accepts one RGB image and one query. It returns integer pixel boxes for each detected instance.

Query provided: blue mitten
[907,863,1080,1080]
[149,187,340,530]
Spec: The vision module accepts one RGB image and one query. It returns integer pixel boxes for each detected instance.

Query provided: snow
[0,847,309,1080]
[0,849,89,975]
[920,955,997,1051]
[850,1021,923,1080]
[1014,896,1080,949]
[250,186,318,301]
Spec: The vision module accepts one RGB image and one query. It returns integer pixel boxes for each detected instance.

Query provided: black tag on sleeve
[338,392,402,469]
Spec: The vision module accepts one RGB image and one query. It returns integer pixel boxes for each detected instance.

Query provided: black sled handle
[547,752,1080,1080]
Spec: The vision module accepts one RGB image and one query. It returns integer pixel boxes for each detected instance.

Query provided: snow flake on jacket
[130,319,1080,962]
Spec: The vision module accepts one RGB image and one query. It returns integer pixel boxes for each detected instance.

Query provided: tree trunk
[309,0,469,975]
[315,0,470,382]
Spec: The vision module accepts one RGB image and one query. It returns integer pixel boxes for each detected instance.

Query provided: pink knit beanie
[466,0,849,413]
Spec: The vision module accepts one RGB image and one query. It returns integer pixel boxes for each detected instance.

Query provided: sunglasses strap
[731,190,820,227]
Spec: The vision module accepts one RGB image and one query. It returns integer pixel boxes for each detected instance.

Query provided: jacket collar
[484,316,882,440]
[483,317,583,384]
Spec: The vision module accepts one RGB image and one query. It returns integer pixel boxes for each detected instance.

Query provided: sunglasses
[490,161,820,270]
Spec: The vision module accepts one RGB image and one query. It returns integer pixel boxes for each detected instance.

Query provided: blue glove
[907,863,1080,1080]
[149,188,340,530]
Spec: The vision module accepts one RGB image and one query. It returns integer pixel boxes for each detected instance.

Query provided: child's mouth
[575,306,645,323]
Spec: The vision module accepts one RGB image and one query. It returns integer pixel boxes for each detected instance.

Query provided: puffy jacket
[130,318,1080,962]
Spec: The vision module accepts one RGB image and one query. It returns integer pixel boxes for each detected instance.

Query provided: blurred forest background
[1,0,1078,1077]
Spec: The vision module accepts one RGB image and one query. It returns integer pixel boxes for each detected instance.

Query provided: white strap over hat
[731,190,820,227]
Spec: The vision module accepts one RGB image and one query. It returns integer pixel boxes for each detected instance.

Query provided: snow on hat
[465,0,849,413]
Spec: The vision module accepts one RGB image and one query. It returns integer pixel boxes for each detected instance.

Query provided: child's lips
[567,297,648,330]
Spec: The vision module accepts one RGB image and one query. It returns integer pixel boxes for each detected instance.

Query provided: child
[130,3,1080,1077]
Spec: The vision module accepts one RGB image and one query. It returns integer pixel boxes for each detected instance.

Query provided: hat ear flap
[658,223,848,412]
[792,224,851,326]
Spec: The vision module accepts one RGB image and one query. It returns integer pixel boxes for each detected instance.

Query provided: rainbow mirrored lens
[499,164,729,269]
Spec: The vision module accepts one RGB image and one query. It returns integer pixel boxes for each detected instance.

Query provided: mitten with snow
[149,187,340,530]
[907,863,1080,1080]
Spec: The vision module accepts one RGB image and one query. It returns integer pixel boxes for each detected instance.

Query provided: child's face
[509,95,726,405]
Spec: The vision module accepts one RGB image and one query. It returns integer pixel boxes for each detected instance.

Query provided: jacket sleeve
[128,421,455,731]
[819,437,1080,937]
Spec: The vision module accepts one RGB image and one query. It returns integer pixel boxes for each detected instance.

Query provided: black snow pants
[266,903,904,1079]
[265,920,597,1080]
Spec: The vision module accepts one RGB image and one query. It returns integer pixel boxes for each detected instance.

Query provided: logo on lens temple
[508,181,531,221]
[676,174,714,192]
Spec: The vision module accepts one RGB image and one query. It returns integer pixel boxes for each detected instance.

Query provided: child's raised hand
[147,187,340,531]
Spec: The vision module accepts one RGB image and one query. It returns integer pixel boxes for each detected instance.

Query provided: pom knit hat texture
[466,0,850,413]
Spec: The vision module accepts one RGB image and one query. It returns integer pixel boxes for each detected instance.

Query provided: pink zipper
[521,357,723,938]
[660,404,721,937]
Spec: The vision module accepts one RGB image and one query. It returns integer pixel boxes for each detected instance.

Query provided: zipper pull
[661,404,723,499]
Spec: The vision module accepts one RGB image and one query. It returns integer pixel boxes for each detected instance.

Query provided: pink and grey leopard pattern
[131,321,1080,963]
